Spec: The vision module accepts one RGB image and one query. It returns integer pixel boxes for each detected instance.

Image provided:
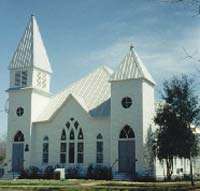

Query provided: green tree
[154,103,181,180]
[154,75,200,183]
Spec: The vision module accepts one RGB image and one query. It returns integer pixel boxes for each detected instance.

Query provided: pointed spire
[110,44,155,85]
[10,15,52,73]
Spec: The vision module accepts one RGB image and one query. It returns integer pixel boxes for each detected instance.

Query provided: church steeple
[9,15,52,92]
[110,45,155,85]
[10,15,52,73]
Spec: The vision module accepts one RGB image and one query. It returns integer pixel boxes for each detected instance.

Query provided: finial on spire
[30,14,35,23]
[130,43,134,51]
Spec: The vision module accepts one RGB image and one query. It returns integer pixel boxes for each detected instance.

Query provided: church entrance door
[118,140,135,175]
[12,131,25,173]
[118,126,135,176]
[12,143,24,172]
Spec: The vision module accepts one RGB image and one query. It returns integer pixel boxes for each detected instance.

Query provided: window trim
[69,142,75,164]
[60,142,67,164]
[42,136,49,164]
[77,142,84,164]
[64,120,84,164]
[77,128,84,164]
[14,131,24,142]
[121,97,132,109]
[119,125,135,139]
[96,134,103,164]
[16,107,24,117]
[60,129,67,164]
[14,70,28,87]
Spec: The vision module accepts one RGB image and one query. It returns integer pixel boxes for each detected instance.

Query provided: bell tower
[9,15,52,92]
[6,15,52,173]
[110,45,155,177]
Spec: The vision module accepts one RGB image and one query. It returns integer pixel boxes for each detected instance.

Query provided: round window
[121,97,132,108]
[16,107,24,117]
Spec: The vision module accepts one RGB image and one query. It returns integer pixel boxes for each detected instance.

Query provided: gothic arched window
[42,136,49,163]
[14,131,24,142]
[96,133,103,164]
[78,128,83,140]
[43,136,49,142]
[77,128,84,163]
[97,133,103,139]
[69,129,75,163]
[65,121,70,129]
[61,129,66,140]
[74,121,79,130]
[60,130,67,164]
[70,129,75,140]
[119,125,135,139]
[65,119,84,164]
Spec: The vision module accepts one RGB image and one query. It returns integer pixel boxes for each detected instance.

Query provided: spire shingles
[110,46,155,85]
[10,15,52,73]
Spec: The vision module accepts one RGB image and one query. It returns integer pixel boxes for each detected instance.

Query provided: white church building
[5,15,197,179]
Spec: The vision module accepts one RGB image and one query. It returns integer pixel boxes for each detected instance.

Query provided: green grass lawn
[0,179,199,191]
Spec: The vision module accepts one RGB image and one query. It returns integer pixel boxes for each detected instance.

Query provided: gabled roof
[35,66,113,122]
[10,15,52,73]
[110,46,155,85]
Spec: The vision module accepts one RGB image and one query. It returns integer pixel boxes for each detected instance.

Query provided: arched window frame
[14,131,24,142]
[42,136,49,164]
[119,125,135,139]
[96,133,103,164]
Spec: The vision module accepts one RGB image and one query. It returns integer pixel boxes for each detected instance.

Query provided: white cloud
[77,25,200,94]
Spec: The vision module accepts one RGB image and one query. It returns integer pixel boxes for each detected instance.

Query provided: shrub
[19,168,29,179]
[54,171,60,180]
[86,164,94,179]
[28,166,42,179]
[86,164,112,180]
[66,166,80,179]
[20,166,42,179]
[43,165,55,179]
[183,174,191,181]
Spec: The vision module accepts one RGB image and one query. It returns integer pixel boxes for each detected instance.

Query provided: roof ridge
[130,49,144,78]
[53,65,112,97]
[101,65,113,75]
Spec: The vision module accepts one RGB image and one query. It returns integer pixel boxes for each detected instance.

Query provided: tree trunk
[166,158,173,181]
[189,153,194,186]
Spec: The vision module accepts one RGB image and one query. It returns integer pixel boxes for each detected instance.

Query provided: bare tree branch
[160,0,200,15]
[181,47,200,77]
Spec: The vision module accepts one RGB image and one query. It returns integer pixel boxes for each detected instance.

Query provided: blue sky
[0,0,200,137]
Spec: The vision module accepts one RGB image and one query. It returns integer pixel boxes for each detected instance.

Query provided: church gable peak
[10,15,52,73]
[110,45,155,85]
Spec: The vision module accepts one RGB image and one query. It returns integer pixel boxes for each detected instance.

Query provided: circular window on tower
[16,107,24,117]
[121,97,132,109]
